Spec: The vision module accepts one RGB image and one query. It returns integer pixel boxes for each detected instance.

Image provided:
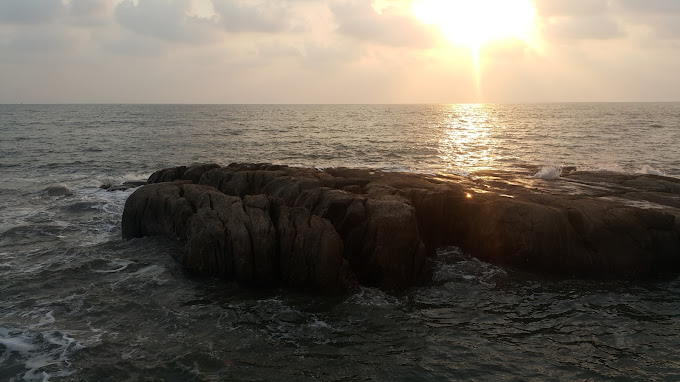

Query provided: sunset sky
[1,0,679,103]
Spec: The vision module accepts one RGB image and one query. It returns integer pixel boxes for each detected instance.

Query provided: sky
[0,0,679,103]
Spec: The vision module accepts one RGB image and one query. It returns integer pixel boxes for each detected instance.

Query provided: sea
[1,103,679,381]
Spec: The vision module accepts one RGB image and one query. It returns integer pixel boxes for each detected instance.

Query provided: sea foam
[533,166,561,180]
[0,328,82,381]
[637,165,665,176]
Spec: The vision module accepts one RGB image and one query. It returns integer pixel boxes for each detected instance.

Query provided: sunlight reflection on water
[437,104,503,174]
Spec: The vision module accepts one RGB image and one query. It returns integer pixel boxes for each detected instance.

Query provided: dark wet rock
[62,201,101,213]
[123,163,680,292]
[44,184,73,197]
[122,181,195,240]
[101,180,147,192]
[147,166,187,183]
[182,163,221,184]
[123,182,357,292]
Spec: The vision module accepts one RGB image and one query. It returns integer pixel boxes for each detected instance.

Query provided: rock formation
[122,163,680,292]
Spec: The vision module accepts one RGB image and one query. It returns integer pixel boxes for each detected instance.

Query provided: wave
[530,164,675,179]
[0,327,84,381]
[533,166,561,180]
[637,165,665,176]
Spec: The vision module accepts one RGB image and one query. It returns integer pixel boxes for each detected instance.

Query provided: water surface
[1,104,679,381]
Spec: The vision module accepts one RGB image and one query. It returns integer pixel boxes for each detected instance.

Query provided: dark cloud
[115,0,217,43]
[0,0,64,25]
[331,2,437,48]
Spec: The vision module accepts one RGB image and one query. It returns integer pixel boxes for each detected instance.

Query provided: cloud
[535,0,610,17]
[101,32,169,57]
[536,0,680,41]
[66,0,111,26]
[542,16,625,41]
[300,40,363,67]
[0,0,111,27]
[614,0,680,39]
[211,0,294,33]
[115,0,218,43]
[653,16,680,38]
[331,1,437,48]
[535,0,625,41]
[1,26,76,55]
[113,0,312,44]
[616,0,680,14]
[1,0,679,103]
[0,0,64,25]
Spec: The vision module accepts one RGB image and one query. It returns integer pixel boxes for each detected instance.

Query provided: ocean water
[1,103,679,381]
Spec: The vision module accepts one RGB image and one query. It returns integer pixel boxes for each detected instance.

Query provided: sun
[412,0,537,50]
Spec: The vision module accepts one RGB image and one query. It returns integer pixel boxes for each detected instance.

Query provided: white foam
[533,166,561,180]
[346,287,401,307]
[0,334,37,354]
[134,264,166,277]
[309,318,331,329]
[637,165,665,176]
[93,259,133,274]
[0,328,81,381]
[37,311,55,327]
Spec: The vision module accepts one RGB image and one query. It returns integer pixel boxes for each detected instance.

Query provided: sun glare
[412,0,537,49]
[412,0,537,101]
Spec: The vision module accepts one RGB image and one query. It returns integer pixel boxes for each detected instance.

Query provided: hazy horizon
[1,0,679,104]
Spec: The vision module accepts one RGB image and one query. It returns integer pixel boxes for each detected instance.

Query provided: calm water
[1,104,679,381]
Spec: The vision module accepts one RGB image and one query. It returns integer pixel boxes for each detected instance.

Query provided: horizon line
[3,101,680,106]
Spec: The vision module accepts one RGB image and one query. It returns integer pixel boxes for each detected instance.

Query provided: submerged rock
[122,163,680,292]
[101,180,147,192]
[44,184,73,197]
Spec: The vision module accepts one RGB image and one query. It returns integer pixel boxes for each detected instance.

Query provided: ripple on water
[410,247,680,380]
